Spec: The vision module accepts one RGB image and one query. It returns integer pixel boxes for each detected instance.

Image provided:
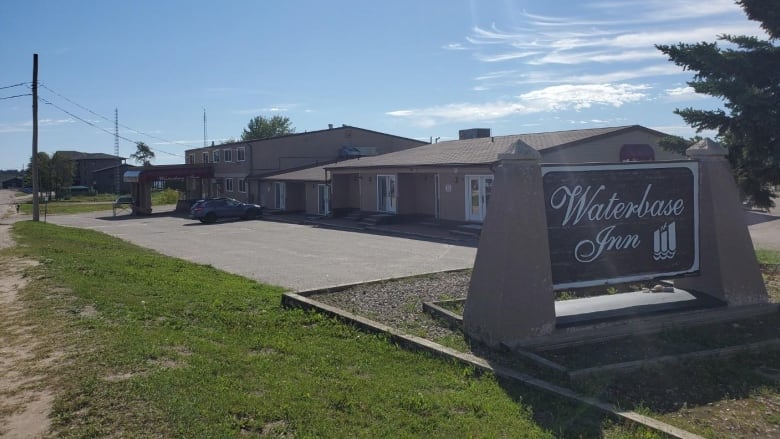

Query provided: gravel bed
[312,270,470,340]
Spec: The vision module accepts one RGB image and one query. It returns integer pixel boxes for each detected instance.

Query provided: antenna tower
[114,108,120,194]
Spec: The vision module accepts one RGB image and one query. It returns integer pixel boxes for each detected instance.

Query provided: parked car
[189,197,263,223]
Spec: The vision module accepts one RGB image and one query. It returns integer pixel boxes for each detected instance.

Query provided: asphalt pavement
[41,207,477,292]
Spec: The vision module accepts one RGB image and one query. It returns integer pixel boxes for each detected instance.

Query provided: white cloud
[232,105,293,115]
[442,43,468,50]
[0,118,74,133]
[456,0,767,100]
[666,86,695,97]
[519,83,648,110]
[387,83,648,126]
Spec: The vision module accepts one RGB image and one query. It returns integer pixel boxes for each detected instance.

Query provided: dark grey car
[189,197,263,223]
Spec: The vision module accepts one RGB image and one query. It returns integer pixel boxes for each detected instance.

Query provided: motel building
[261,125,685,225]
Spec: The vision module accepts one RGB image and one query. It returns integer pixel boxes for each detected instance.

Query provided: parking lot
[44,209,477,291]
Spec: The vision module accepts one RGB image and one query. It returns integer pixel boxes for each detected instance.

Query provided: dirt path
[0,190,54,439]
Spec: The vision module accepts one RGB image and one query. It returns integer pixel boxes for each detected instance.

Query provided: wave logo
[653,222,677,260]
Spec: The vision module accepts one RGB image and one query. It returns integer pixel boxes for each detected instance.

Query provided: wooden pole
[32,53,39,222]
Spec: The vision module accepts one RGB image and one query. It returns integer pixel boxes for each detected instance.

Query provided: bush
[154,188,180,205]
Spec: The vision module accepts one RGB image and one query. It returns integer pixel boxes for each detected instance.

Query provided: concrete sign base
[463,141,556,347]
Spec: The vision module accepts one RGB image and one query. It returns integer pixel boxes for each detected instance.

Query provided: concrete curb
[282,291,704,439]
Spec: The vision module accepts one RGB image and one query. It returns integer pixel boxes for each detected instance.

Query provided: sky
[0,0,769,169]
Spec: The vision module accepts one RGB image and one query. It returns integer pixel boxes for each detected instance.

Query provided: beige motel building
[183,125,427,208]
[258,125,684,224]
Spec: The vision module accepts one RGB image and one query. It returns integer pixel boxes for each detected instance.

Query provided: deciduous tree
[240,115,295,141]
[130,142,155,166]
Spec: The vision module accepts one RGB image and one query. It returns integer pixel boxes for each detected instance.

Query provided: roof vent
[459,128,491,140]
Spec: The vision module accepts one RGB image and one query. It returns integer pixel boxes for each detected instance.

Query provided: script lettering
[574,225,640,263]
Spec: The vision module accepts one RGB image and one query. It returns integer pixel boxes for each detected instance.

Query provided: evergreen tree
[656,0,780,209]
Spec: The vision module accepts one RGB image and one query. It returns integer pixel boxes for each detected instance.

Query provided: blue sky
[0,0,767,169]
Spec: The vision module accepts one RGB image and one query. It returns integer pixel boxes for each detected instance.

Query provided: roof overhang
[123,164,214,183]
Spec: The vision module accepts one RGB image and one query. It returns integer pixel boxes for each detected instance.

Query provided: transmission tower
[114,108,120,194]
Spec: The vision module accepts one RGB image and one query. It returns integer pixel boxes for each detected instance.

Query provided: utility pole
[32,53,39,222]
[203,108,207,147]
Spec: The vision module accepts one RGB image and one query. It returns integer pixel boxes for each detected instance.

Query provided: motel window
[225,178,234,192]
[202,152,209,163]
[212,150,220,163]
[238,178,247,193]
[237,146,246,162]
[188,154,194,164]
[224,149,233,162]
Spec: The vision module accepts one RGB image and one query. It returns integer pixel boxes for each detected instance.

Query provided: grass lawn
[3,222,654,438]
[18,189,180,215]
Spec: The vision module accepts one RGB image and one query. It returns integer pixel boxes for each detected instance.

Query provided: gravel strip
[312,270,470,340]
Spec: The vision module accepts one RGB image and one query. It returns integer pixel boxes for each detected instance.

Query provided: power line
[0,82,29,90]
[0,93,31,100]
[39,97,183,158]
[38,83,201,150]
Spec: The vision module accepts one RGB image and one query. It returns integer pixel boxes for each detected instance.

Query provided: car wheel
[244,209,258,220]
[204,212,217,224]
[198,218,206,223]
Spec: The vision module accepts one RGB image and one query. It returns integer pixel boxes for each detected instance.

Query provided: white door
[274,182,286,210]
[317,184,330,215]
[376,175,397,213]
[466,175,493,222]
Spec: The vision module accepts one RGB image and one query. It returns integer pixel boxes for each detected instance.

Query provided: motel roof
[324,125,664,170]
[261,125,668,182]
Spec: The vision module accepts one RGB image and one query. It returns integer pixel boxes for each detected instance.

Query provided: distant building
[2,176,24,189]
[57,151,125,193]
[92,163,138,194]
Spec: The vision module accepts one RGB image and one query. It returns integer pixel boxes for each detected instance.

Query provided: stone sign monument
[464,138,768,348]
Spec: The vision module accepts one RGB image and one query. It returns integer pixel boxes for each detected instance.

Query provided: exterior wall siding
[541,131,682,163]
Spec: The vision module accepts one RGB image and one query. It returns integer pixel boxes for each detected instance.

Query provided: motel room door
[317,184,330,215]
[377,175,397,213]
[274,182,286,210]
[466,175,493,222]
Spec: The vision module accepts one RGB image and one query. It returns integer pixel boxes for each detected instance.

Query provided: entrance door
[317,184,330,215]
[274,182,286,210]
[376,175,397,213]
[466,175,493,222]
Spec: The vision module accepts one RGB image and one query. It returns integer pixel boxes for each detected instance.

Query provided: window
[225,178,234,192]
[237,146,246,162]
[202,152,209,163]
[188,154,194,164]
[224,149,233,162]
[212,150,220,163]
[238,178,247,193]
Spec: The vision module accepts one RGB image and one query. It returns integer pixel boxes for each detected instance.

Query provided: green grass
[757,248,780,265]
[18,189,181,215]
[5,221,644,438]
